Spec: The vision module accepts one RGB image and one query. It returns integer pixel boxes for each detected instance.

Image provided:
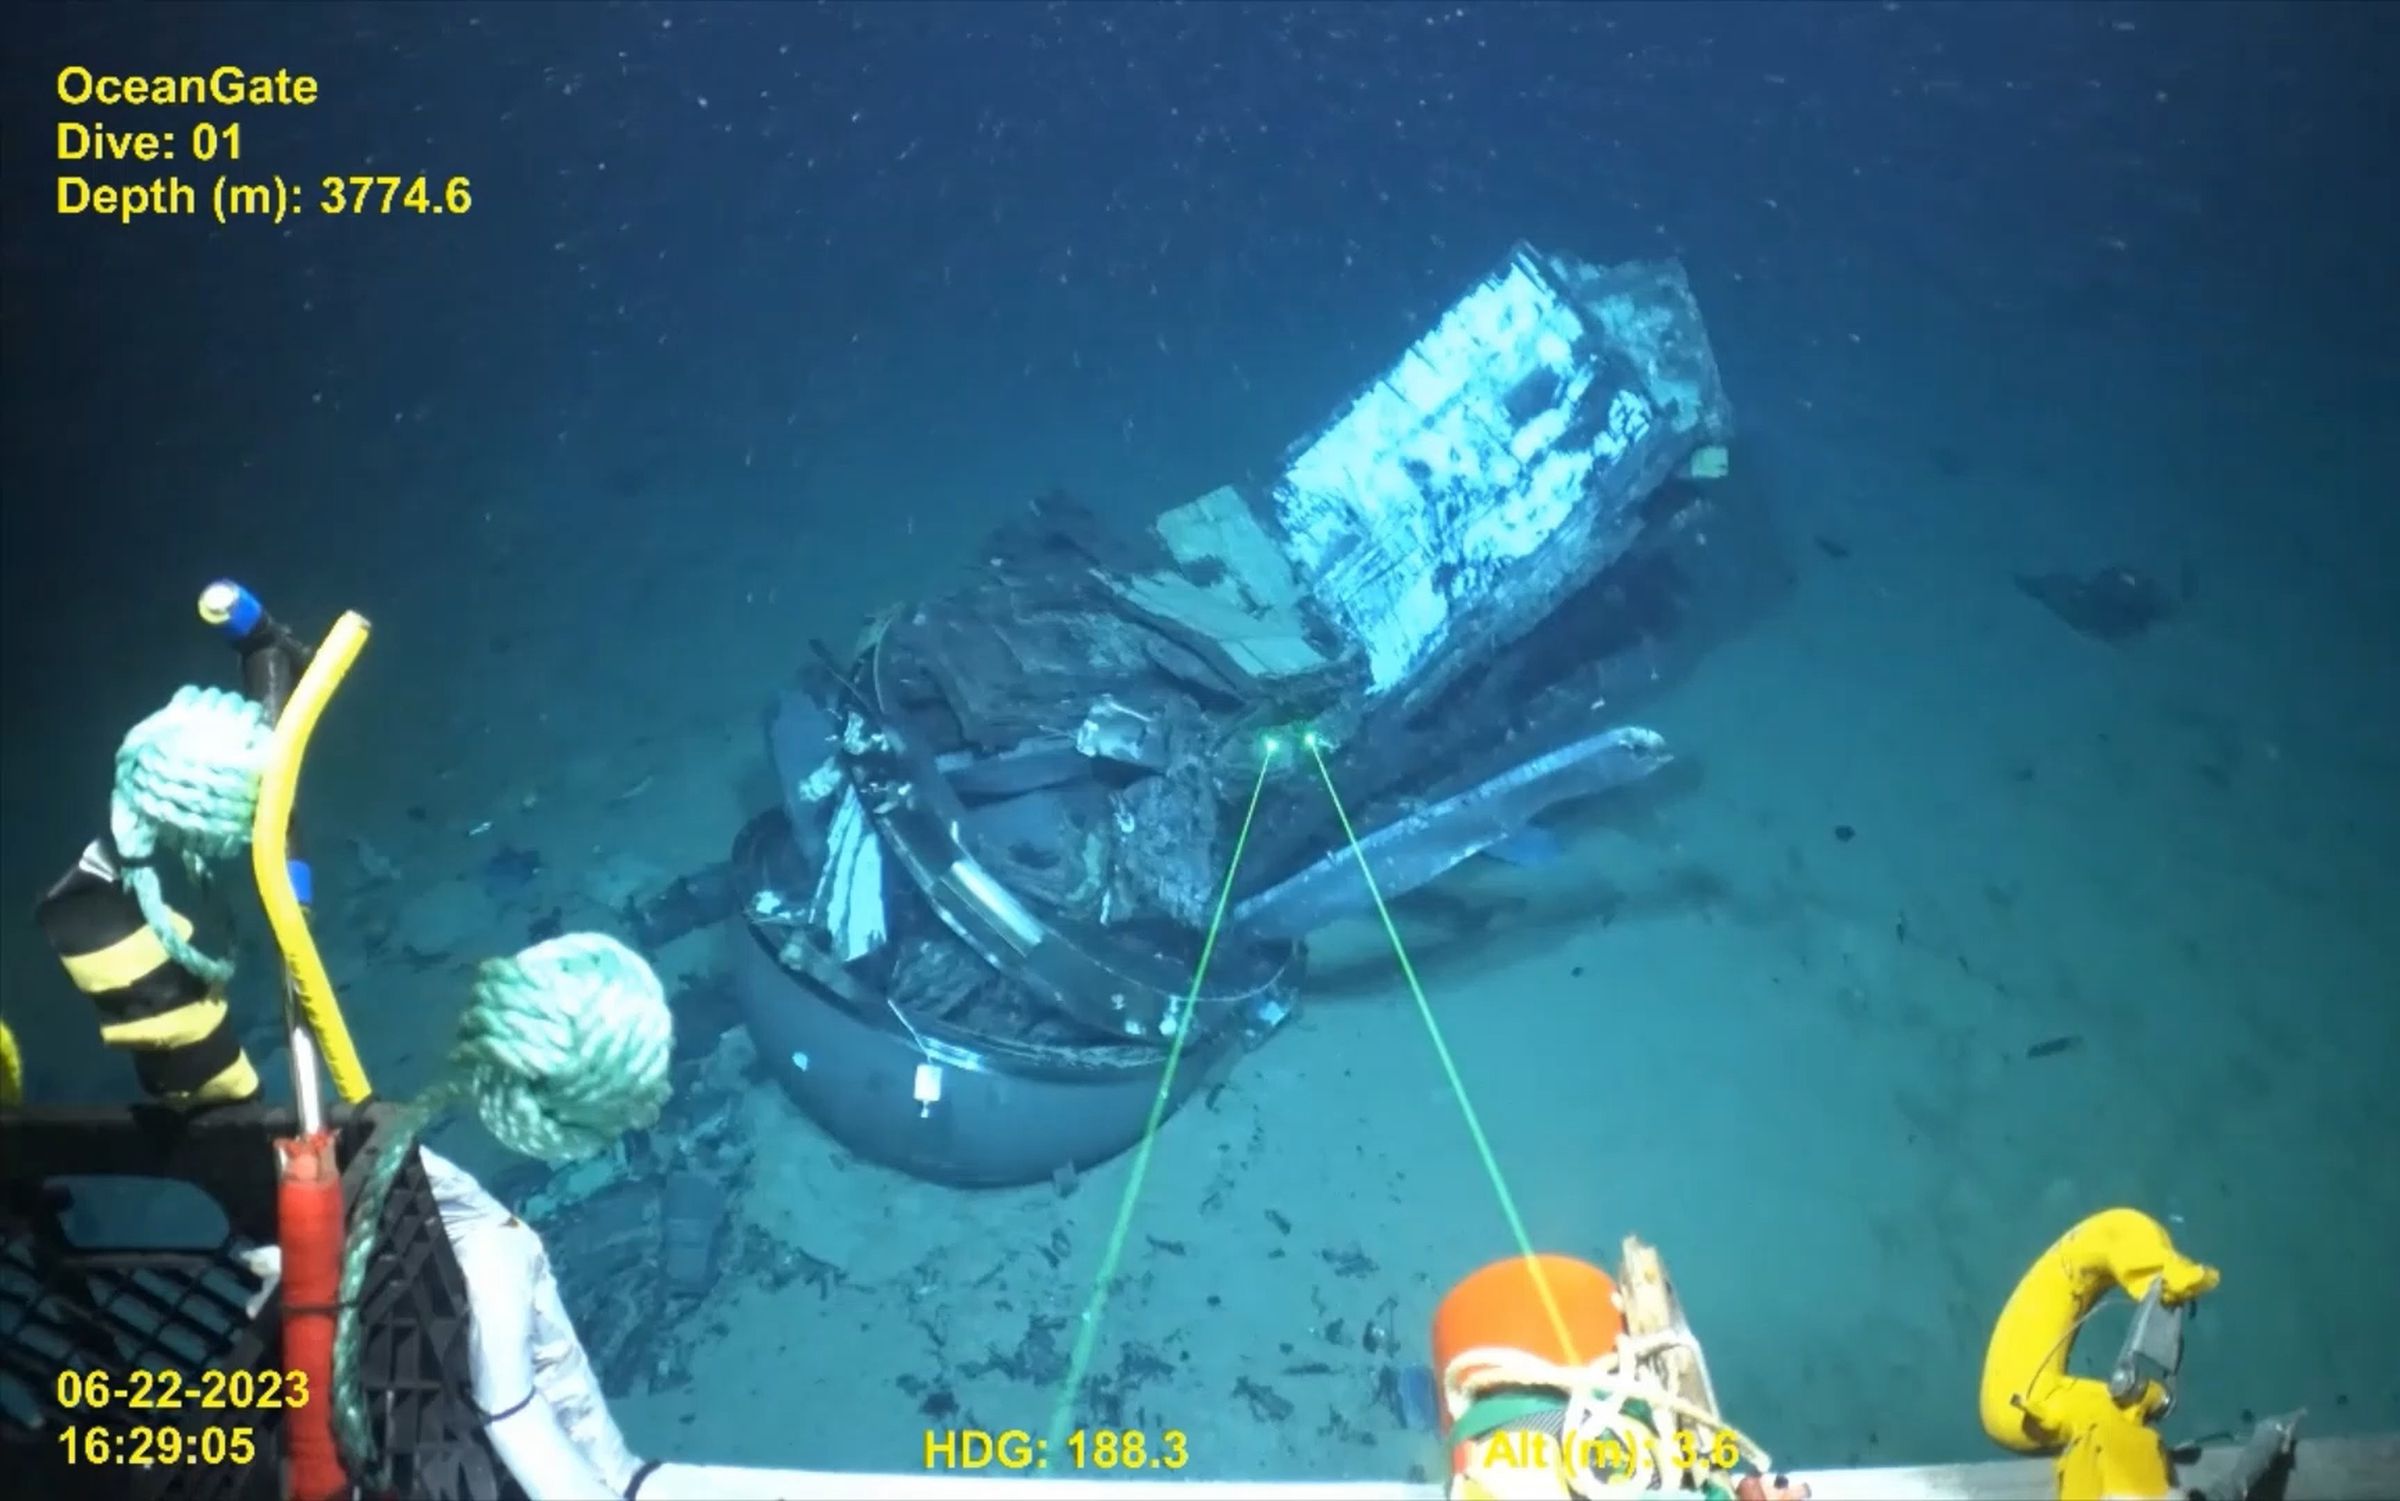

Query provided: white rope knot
[108,685,275,983]
[452,933,674,1163]
[1447,1337,1768,1501]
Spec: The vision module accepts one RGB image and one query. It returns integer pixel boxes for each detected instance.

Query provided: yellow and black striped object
[36,840,259,1106]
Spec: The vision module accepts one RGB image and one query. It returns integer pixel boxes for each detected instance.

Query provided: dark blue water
[6,2,2394,1486]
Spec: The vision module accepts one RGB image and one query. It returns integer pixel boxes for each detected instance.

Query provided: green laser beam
[1046,730,1590,1449]
[1045,746,1280,1451]
[1303,735,1585,1367]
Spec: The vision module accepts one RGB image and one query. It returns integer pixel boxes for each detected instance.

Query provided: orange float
[1432,1253,1623,1495]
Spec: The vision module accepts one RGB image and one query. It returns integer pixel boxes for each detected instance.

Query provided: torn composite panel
[1269,245,1729,707]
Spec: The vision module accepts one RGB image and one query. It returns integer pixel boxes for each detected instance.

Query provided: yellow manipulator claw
[1980,1208,2220,1500]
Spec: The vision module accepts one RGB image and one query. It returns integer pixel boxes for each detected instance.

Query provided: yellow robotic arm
[1981,1208,2220,1498]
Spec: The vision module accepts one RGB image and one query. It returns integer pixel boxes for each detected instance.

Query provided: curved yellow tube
[249,610,374,1103]
[1981,1208,2219,1499]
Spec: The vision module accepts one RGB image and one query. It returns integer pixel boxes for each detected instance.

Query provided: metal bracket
[2109,1277,2187,1412]
[1074,695,1168,769]
[2208,1410,2305,1500]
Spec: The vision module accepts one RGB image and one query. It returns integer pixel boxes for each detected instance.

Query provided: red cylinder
[277,1132,347,1501]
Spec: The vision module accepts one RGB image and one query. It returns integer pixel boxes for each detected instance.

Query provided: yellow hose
[248,611,374,1103]
[0,1017,22,1107]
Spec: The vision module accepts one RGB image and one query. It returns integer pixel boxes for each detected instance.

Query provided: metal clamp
[2109,1277,2187,1413]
